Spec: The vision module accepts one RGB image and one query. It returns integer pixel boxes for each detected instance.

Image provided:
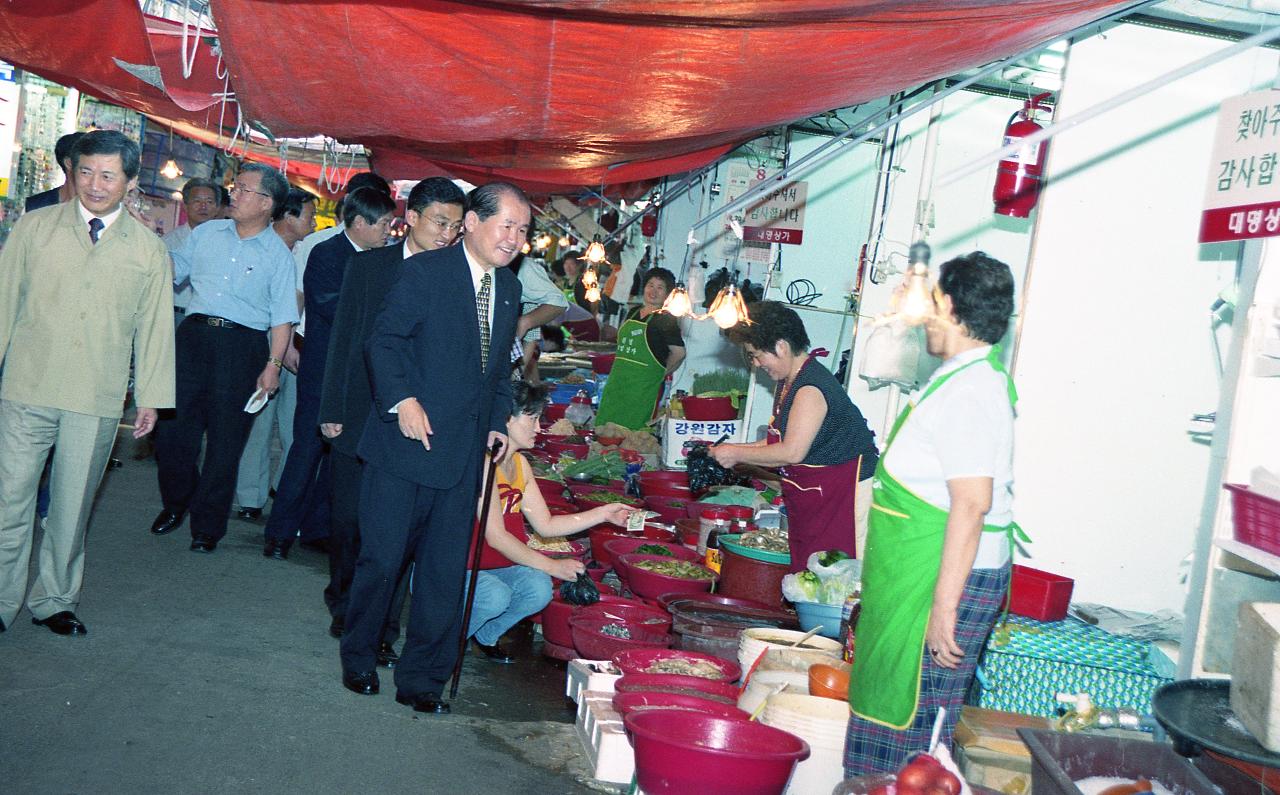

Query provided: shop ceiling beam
[687,0,1161,235]
[939,21,1280,187]
[601,147,741,246]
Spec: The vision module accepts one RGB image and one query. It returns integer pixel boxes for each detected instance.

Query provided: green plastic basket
[717,534,790,565]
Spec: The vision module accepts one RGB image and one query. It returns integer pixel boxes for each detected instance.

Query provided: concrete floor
[0,430,612,794]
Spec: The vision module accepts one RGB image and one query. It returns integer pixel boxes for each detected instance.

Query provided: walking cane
[449,437,504,700]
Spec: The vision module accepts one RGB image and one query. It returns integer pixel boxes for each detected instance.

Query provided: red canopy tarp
[0,1,1135,191]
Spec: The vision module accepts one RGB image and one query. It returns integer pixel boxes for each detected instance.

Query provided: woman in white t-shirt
[845,252,1024,777]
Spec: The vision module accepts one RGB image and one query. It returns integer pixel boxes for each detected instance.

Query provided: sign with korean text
[742,179,808,245]
[722,163,774,263]
[1200,90,1280,242]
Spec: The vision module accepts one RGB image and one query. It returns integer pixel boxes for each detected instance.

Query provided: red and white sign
[743,180,808,245]
[1200,90,1280,243]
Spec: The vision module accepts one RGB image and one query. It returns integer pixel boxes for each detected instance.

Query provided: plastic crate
[1225,483,1280,556]
[1007,565,1073,622]
[1017,729,1217,795]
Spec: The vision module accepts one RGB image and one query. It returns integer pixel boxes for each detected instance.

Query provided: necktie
[476,271,492,368]
[88,217,104,244]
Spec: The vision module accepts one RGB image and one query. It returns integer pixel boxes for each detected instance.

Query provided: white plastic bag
[859,316,926,390]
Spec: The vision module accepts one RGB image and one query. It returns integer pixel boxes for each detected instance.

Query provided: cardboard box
[1232,602,1280,752]
[953,706,1049,793]
[660,417,746,469]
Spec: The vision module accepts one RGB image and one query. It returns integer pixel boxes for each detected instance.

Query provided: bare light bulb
[899,263,935,324]
[708,284,748,329]
[558,235,571,247]
[160,158,183,180]
[585,240,607,264]
[584,285,602,303]
[534,233,551,250]
[521,242,532,255]
[661,286,692,318]
[581,263,599,289]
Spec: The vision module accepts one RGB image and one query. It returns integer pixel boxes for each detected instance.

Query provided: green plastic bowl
[717,533,790,566]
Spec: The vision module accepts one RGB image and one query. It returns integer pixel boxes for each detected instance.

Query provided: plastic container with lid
[565,390,595,426]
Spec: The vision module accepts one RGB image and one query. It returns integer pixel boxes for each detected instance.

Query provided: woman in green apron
[594,267,685,430]
[845,252,1023,777]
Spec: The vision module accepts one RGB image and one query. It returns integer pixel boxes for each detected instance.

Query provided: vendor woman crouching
[710,301,879,568]
[844,252,1021,776]
[466,381,635,663]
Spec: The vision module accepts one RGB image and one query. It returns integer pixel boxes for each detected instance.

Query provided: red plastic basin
[612,647,741,682]
[617,553,716,600]
[541,591,633,648]
[681,396,737,421]
[541,403,568,422]
[579,600,673,635]
[567,481,625,498]
[643,495,690,524]
[674,518,702,547]
[568,612,672,660]
[625,711,810,795]
[686,501,730,520]
[613,673,741,703]
[643,483,694,500]
[639,470,690,488]
[590,352,616,374]
[612,691,750,723]
[545,439,590,459]
[605,537,698,565]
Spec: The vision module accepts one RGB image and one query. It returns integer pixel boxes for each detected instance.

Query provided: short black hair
[937,251,1015,345]
[55,132,86,173]
[406,177,464,214]
[346,171,391,197]
[643,267,676,294]
[181,177,221,205]
[552,250,582,278]
[727,301,809,354]
[239,162,290,220]
[467,181,529,222]
[342,186,396,227]
[512,380,551,416]
[71,130,141,180]
[281,188,314,219]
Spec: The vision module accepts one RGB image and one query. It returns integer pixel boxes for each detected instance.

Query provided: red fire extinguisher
[993,92,1054,218]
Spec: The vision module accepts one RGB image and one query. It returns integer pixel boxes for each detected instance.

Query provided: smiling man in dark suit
[317,177,465,662]
[340,182,527,713]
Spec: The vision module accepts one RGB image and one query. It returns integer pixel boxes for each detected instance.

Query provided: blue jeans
[465,565,552,646]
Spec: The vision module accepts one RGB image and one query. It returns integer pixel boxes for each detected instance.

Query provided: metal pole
[602,147,740,246]
[939,22,1280,187]
[688,0,1161,234]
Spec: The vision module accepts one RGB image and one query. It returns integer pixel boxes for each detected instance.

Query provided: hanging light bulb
[558,234,572,248]
[585,239,607,264]
[521,242,532,255]
[661,285,692,318]
[584,285,602,303]
[898,262,935,324]
[709,284,749,329]
[580,262,599,289]
[160,158,183,180]
[534,232,552,250]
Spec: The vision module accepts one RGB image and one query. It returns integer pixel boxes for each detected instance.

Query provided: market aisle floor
[0,430,611,795]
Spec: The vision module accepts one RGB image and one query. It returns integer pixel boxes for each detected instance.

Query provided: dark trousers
[263,379,330,544]
[155,318,264,540]
[340,460,479,696]
[326,449,407,645]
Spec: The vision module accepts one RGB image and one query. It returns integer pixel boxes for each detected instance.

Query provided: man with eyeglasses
[262,187,396,561]
[150,163,299,553]
[316,177,465,657]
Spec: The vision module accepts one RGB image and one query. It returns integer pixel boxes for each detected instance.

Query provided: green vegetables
[562,449,628,482]
[600,623,632,639]
[634,559,715,580]
[635,544,675,557]
[818,550,850,567]
[580,491,641,505]
[789,570,823,601]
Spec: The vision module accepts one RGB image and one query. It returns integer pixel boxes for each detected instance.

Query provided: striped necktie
[477,271,491,368]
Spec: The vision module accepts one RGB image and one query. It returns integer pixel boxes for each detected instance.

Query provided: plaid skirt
[843,564,1011,778]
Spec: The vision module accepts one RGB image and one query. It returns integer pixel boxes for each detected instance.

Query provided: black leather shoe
[343,670,379,696]
[190,535,218,553]
[262,539,289,560]
[32,611,87,636]
[377,642,399,668]
[150,510,184,535]
[474,639,515,664]
[298,538,330,554]
[328,616,344,639]
[236,506,263,521]
[395,691,450,714]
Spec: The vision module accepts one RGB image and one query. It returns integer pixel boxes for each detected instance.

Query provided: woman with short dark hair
[711,301,879,569]
[594,267,685,430]
[845,251,1023,776]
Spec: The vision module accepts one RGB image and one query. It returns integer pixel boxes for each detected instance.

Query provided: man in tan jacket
[0,130,175,636]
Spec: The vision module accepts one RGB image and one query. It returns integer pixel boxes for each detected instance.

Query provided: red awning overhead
[0,0,1134,191]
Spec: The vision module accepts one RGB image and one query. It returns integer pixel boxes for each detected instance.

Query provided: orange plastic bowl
[807,663,851,701]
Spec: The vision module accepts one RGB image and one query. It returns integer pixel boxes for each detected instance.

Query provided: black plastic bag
[686,440,749,494]
[559,572,600,606]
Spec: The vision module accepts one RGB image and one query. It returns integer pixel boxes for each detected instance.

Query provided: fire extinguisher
[993,92,1054,218]
[640,210,658,237]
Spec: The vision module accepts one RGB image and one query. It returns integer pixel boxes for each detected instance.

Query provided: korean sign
[1200,90,1280,243]
[742,179,808,245]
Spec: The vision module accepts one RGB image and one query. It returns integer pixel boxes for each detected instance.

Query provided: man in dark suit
[24,132,84,212]
[317,177,465,659]
[262,187,396,560]
[339,182,528,713]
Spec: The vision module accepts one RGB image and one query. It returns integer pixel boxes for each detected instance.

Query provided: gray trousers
[235,367,296,509]
[0,399,117,627]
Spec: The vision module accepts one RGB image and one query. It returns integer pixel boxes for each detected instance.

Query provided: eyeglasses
[743,349,767,366]
[426,216,464,232]
[229,183,271,199]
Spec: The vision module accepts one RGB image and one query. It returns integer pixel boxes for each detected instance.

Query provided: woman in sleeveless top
[710,301,879,569]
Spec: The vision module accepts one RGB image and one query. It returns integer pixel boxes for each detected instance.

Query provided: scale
[1152,679,1280,767]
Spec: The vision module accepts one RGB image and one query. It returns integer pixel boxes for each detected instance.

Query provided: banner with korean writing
[743,180,808,245]
[1200,90,1280,242]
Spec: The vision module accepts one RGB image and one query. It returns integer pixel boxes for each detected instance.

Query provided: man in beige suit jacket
[0,130,175,637]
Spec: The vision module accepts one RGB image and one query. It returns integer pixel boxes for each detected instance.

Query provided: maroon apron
[767,351,861,572]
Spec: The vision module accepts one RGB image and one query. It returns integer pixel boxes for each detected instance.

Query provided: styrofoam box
[1231,601,1280,752]
[574,691,636,784]
[565,658,621,704]
[660,418,747,469]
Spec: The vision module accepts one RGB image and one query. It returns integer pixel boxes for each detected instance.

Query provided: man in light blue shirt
[151,162,300,553]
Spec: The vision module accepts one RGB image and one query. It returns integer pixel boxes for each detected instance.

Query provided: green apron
[848,345,1025,728]
[594,314,665,430]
